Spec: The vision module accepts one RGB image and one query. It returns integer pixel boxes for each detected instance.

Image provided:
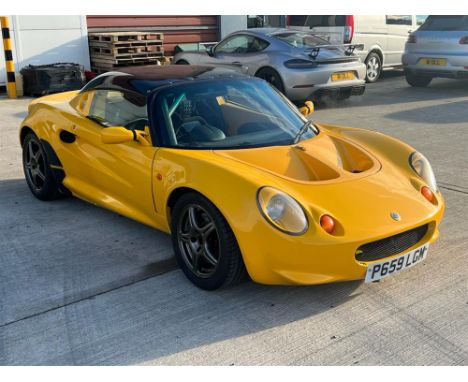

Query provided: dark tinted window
[288,15,346,27]
[250,37,270,52]
[386,15,412,25]
[419,15,468,31]
[216,35,269,54]
[247,15,265,28]
[416,15,428,26]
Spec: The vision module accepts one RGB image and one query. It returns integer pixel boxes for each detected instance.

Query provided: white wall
[0,15,90,86]
[220,15,247,38]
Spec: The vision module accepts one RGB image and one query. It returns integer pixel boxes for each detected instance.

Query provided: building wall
[0,16,90,86]
[220,15,247,38]
[86,15,220,55]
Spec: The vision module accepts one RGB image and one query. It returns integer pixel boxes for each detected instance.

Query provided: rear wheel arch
[175,59,190,65]
[365,49,384,83]
[254,66,286,93]
[20,126,35,145]
[366,48,384,66]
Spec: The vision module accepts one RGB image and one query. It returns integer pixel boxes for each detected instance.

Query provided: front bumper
[239,205,444,285]
[233,173,445,286]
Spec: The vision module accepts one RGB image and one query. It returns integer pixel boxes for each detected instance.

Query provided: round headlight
[257,187,308,235]
[409,151,438,192]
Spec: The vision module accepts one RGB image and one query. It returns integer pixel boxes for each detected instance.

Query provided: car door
[62,88,159,227]
[200,34,269,73]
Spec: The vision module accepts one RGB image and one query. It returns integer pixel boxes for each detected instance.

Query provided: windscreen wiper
[292,120,312,144]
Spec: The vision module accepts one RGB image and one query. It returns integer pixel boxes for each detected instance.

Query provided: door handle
[231,61,242,66]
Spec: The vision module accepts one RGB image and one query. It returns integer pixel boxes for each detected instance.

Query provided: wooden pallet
[91,51,164,66]
[90,45,164,57]
[89,42,163,55]
[91,60,164,74]
[89,32,163,43]
[92,56,163,67]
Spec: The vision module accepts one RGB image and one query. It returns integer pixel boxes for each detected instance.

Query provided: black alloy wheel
[171,192,246,290]
[22,133,60,200]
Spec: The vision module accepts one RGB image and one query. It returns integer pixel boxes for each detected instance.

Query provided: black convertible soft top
[81,65,250,96]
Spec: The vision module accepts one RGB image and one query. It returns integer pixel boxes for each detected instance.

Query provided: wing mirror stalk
[101,127,151,146]
[206,45,215,57]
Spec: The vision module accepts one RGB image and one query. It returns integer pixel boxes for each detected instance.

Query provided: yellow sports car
[20,66,444,290]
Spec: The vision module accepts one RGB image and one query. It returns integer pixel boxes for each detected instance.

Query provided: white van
[286,15,428,82]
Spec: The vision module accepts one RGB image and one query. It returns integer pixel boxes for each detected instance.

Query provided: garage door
[86,16,220,56]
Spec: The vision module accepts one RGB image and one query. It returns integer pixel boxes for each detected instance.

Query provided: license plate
[420,58,447,66]
[365,243,429,283]
[331,71,355,81]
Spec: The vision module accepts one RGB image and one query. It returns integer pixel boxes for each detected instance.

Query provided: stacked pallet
[88,32,165,73]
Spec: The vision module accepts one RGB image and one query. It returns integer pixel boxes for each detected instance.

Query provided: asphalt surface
[0,71,467,365]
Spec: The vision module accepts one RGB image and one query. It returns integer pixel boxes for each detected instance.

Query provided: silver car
[402,15,468,87]
[173,28,366,102]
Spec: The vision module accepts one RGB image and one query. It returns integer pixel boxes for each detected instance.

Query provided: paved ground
[0,72,467,365]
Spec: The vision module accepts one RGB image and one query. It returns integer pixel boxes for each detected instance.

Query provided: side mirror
[101,127,134,144]
[299,100,314,117]
[206,45,215,57]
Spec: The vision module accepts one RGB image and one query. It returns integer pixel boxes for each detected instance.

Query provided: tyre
[405,71,432,87]
[171,192,246,290]
[365,52,382,83]
[255,67,285,93]
[175,59,189,65]
[22,132,60,201]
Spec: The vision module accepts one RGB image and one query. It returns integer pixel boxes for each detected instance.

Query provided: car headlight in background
[284,59,318,69]
[409,151,438,192]
[257,187,308,235]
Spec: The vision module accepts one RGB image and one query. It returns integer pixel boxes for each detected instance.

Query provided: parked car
[286,15,428,82]
[173,28,366,102]
[20,66,444,290]
[402,15,468,87]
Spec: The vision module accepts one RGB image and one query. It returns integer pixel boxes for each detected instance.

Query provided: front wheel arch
[167,186,201,224]
[20,126,35,146]
[169,189,247,289]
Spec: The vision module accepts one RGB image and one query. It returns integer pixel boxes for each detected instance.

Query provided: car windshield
[152,79,317,149]
[273,32,329,48]
[419,16,468,31]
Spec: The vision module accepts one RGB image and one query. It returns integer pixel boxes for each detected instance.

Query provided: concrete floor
[0,72,467,365]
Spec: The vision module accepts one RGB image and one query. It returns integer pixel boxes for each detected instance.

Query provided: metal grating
[356,224,429,262]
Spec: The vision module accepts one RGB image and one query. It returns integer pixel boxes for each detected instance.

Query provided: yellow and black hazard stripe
[1,16,17,98]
